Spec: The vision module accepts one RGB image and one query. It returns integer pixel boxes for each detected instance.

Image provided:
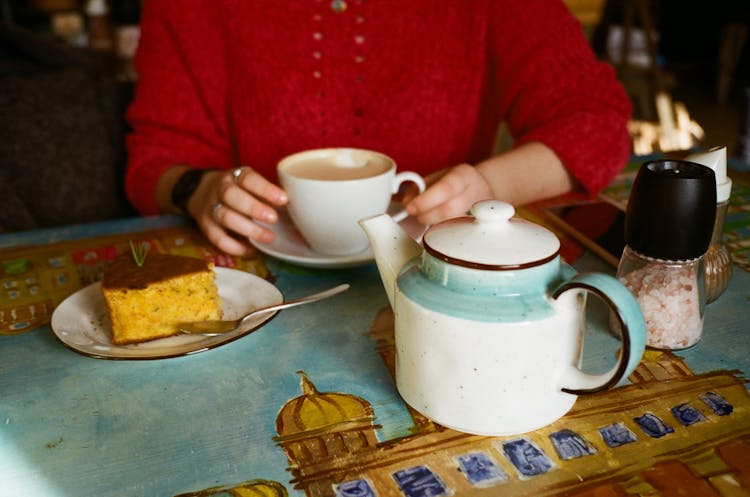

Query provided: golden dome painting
[179,308,750,497]
[276,371,377,438]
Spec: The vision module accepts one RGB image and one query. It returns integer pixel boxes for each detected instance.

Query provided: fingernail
[260,231,275,244]
[263,211,277,223]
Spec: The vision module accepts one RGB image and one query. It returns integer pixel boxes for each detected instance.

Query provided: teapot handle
[553,273,646,395]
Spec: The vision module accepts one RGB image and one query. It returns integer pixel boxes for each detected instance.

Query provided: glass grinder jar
[615,159,716,350]
[685,147,733,303]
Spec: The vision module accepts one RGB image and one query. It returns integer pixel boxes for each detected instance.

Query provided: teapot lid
[422,200,560,269]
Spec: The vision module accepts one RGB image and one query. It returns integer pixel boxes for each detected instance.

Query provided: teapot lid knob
[472,200,515,223]
[423,200,560,268]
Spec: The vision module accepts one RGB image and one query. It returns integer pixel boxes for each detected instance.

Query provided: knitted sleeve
[124,0,234,215]
[488,0,632,196]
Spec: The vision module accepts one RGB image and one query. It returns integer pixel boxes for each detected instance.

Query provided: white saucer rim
[250,205,425,269]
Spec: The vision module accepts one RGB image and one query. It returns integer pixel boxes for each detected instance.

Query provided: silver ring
[231,167,244,184]
[211,202,223,222]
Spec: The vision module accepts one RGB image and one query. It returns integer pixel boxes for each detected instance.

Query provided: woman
[125,0,632,256]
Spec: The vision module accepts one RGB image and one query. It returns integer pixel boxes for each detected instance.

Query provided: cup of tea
[278,148,426,256]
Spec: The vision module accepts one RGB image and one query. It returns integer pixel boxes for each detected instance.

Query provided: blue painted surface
[0,215,187,249]
[670,403,707,426]
[549,429,597,460]
[0,218,414,496]
[456,452,507,486]
[501,439,554,477]
[0,216,748,496]
[633,413,675,438]
[700,391,734,416]
[334,479,377,497]
[392,465,448,497]
[599,422,638,448]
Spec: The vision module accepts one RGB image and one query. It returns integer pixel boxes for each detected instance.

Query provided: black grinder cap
[624,159,716,261]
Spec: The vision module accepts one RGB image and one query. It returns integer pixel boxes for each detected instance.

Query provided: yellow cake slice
[101,253,222,345]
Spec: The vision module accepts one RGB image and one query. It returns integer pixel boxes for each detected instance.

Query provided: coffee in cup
[278,148,425,256]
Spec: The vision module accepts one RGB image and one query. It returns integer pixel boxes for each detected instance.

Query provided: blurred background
[0,0,748,232]
[567,0,749,160]
[2,0,748,155]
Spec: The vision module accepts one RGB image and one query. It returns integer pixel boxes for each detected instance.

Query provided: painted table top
[1,210,749,497]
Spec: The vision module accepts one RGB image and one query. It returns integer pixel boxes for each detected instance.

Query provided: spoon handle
[237,283,350,327]
[179,283,350,335]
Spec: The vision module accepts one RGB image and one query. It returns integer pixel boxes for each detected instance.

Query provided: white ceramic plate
[250,206,425,269]
[50,267,283,360]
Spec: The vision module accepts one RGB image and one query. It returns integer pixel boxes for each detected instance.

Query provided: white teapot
[359,200,646,436]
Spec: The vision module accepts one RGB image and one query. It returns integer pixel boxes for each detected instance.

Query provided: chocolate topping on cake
[102,253,211,290]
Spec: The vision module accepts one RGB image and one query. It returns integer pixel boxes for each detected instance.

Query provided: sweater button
[330,0,347,12]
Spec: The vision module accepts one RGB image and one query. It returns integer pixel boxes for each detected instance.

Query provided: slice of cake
[101,252,222,345]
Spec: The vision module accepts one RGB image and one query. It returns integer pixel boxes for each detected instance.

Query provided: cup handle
[553,273,646,395]
[390,172,426,222]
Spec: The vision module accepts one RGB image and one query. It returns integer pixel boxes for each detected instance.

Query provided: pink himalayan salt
[619,263,703,349]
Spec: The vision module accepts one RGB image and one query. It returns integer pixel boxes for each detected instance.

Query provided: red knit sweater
[125,0,632,215]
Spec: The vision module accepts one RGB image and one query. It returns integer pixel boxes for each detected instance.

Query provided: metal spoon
[178,283,350,336]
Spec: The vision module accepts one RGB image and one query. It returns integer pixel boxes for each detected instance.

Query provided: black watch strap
[171,168,212,214]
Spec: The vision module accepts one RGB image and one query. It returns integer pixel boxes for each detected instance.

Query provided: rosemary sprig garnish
[129,240,149,267]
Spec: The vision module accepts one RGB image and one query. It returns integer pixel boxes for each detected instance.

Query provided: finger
[220,183,281,224]
[199,207,255,256]
[209,202,276,245]
[414,195,474,226]
[202,220,255,256]
[409,164,494,225]
[407,166,470,216]
[232,167,288,206]
[398,182,423,205]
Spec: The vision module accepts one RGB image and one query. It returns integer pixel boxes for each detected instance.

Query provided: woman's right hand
[187,167,288,256]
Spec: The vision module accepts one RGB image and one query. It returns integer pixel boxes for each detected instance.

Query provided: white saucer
[250,206,425,269]
[50,268,283,360]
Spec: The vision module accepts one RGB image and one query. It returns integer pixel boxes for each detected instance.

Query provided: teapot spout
[359,214,422,308]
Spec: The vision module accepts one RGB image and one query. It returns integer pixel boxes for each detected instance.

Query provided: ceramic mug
[278,148,425,256]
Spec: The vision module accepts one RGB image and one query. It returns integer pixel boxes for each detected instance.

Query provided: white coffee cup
[278,148,425,256]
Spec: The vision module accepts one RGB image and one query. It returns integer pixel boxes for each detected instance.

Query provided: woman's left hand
[404,163,492,226]
[189,166,288,256]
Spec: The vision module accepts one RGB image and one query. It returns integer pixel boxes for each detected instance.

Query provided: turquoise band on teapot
[397,254,577,322]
